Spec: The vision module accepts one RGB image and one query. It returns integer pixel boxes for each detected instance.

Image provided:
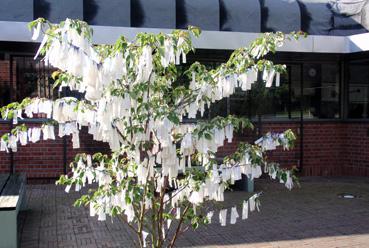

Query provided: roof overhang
[0,21,368,54]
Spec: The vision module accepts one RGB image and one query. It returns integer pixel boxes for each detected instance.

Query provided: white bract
[0,18,304,248]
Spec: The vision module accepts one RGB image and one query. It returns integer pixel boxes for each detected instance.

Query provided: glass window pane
[290,64,302,119]
[210,98,228,118]
[229,90,248,117]
[0,58,12,107]
[348,61,369,118]
[0,55,56,120]
[320,64,340,118]
[229,65,300,120]
[0,56,55,108]
[302,63,340,119]
[257,70,290,119]
[245,79,281,119]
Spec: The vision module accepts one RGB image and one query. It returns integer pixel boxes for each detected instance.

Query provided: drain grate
[337,193,360,199]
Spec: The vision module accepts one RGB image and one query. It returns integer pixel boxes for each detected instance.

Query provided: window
[210,98,228,118]
[290,64,302,119]
[246,69,291,119]
[227,64,301,120]
[348,61,369,118]
[0,57,12,107]
[302,63,340,119]
[0,55,55,109]
[209,62,341,120]
[1,52,342,121]
[229,91,247,117]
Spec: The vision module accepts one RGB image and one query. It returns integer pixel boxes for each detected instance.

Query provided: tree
[0,18,303,248]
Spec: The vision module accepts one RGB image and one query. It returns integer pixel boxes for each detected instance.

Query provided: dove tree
[0,18,303,248]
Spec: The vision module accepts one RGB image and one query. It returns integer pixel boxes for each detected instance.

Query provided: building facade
[1,0,369,179]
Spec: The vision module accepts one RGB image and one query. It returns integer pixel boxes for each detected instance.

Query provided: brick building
[1,0,369,179]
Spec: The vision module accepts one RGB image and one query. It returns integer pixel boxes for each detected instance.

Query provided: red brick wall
[0,60,16,102]
[260,123,300,169]
[216,122,301,169]
[342,123,369,177]
[12,123,64,178]
[302,123,346,176]
[65,127,110,169]
[218,122,369,177]
[0,123,11,174]
[0,61,10,83]
[0,122,109,178]
[1,121,369,178]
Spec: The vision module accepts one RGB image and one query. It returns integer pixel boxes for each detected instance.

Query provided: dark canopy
[0,0,368,36]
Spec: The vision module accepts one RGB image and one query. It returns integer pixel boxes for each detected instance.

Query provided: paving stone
[19,177,369,247]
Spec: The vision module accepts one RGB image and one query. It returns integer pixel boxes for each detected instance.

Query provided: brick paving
[19,177,369,248]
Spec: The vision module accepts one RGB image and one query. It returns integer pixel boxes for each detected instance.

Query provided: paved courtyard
[19,177,369,248]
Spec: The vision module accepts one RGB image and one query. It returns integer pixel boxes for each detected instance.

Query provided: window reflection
[228,65,301,120]
[0,55,55,109]
[229,90,248,118]
[290,64,302,119]
[303,64,340,119]
[348,61,369,118]
[0,54,343,120]
[210,98,228,118]
[209,62,341,120]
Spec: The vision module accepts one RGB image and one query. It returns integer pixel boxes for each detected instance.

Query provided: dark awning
[0,0,368,36]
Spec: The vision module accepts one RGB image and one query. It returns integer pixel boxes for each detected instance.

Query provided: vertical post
[341,59,347,119]
[288,65,292,119]
[299,63,304,173]
[9,122,14,175]
[9,56,14,103]
[62,87,67,174]
[226,97,230,116]
[240,174,254,193]
[9,55,14,174]
[63,136,67,174]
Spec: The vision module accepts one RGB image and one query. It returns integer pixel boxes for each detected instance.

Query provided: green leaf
[188,26,201,37]
[51,71,61,80]
[167,112,180,125]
